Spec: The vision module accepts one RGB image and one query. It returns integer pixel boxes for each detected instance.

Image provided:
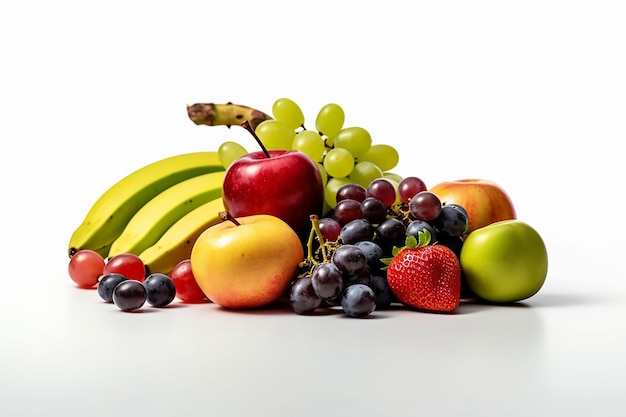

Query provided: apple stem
[241,120,271,158]
[219,211,241,226]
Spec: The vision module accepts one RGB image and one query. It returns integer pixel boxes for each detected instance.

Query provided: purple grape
[289,277,322,314]
[144,273,177,307]
[332,244,367,275]
[354,240,384,270]
[360,197,387,224]
[405,219,437,243]
[375,218,406,251]
[97,273,128,303]
[336,183,367,203]
[409,191,442,221]
[112,280,146,312]
[434,204,469,236]
[340,219,375,245]
[398,176,427,204]
[344,264,372,287]
[333,199,363,225]
[445,203,468,218]
[318,217,342,242]
[369,274,394,310]
[311,263,344,300]
[366,179,397,207]
[341,284,376,318]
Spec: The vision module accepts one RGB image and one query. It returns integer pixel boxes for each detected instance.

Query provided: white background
[1,1,625,416]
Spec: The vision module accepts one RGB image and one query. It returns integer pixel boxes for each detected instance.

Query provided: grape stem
[241,120,271,158]
[219,211,241,226]
[305,214,328,265]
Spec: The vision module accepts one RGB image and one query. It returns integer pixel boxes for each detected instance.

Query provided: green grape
[316,103,345,141]
[333,127,372,158]
[324,177,351,209]
[323,147,354,178]
[383,171,404,184]
[358,144,399,171]
[316,162,328,186]
[349,161,383,188]
[255,119,296,150]
[218,141,248,169]
[292,130,325,162]
[272,98,305,130]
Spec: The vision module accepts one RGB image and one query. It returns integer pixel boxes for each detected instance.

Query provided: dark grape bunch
[289,176,469,318]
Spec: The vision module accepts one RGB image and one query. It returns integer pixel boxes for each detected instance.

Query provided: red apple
[190,213,304,309]
[429,179,516,234]
[222,149,324,238]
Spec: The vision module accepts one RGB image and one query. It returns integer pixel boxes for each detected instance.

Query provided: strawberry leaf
[417,229,432,247]
[380,228,433,269]
[380,245,404,267]
[405,235,418,249]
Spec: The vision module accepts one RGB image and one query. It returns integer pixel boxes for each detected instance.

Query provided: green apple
[460,219,548,303]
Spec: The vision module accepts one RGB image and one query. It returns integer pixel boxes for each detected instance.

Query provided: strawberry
[383,232,461,312]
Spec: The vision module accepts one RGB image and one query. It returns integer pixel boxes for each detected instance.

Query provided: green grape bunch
[217,98,401,213]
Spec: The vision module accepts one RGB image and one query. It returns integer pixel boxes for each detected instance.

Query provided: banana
[108,170,225,258]
[139,197,226,275]
[68,151,224,258]
[187,102,272,131]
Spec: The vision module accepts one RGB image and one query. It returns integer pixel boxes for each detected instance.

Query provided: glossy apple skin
[460,220,548,303]
[190,214,304,309]
[429,179,516,234]
[222,150,324,238]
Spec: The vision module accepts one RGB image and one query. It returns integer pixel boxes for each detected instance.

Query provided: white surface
[1,1,625,416]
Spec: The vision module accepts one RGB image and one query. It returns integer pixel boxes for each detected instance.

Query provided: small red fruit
[68,249,105,288]
[103,253,146,282]
[170,259,209,303]
[385,233,461,312]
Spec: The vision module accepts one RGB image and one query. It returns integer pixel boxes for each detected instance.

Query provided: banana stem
[187,102,272,131]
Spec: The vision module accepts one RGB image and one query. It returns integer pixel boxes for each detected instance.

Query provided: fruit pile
[289,177,468,317]
[68,98,549,318]
[69,251,208,310]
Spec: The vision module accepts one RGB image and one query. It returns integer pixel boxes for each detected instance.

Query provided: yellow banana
[108,170,225,258]
[139,198,226,275]
[68,152,224,258]
[187,102,272,130]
